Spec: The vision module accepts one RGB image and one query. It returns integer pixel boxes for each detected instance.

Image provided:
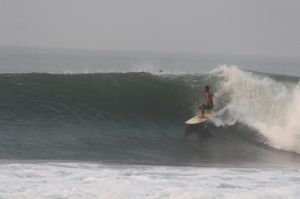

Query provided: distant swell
[0,68,300,166]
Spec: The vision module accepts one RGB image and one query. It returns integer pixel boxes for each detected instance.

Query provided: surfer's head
[205,85,209,91]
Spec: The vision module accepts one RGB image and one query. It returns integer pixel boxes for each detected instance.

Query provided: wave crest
[214,66,300,152]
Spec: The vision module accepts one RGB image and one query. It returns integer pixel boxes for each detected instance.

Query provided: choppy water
[1,162,300,199]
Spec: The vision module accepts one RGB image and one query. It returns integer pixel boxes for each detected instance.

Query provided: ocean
[0,47,300,198]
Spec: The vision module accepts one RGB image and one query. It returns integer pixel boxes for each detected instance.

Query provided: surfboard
[185,112,214,124]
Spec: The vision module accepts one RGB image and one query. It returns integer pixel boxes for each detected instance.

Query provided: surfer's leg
[199,104,205,118]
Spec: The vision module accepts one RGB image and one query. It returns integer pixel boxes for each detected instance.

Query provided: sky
[0,0,300,57]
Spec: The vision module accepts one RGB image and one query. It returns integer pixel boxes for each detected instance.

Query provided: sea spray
[214,66,300,152]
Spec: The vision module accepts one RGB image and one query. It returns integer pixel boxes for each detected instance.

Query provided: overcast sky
[0,0,299,56]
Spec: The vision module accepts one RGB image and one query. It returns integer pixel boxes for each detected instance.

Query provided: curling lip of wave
[213,66,300,153]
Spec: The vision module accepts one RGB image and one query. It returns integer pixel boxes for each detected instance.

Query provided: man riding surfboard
[199,86,214,118]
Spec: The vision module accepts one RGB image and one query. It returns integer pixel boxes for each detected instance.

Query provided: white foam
[213,65,300,152]
[0,162,299,199]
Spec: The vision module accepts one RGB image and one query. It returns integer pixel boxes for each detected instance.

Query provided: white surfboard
[185,112,214,124]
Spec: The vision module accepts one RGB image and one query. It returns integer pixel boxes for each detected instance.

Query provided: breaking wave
[0,66,300,166]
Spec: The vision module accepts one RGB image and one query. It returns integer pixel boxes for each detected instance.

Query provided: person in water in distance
[199,86,214,118]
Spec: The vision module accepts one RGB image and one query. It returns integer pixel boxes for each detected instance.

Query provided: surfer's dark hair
[205,85,209,90]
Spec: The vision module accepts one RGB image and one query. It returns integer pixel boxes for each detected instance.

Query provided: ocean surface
[0,47,300,198]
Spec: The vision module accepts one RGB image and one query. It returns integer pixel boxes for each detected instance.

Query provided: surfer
[199,86,214,118]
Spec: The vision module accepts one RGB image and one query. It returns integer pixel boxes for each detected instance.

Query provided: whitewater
[214,66,300,153]
[1,48,300,198]
[1,163,300,198]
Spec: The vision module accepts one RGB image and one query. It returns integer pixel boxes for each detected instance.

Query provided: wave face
[1,67,300,166]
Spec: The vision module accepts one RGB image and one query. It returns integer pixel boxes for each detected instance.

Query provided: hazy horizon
[1,46,300,76]
[1,0,300,57]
